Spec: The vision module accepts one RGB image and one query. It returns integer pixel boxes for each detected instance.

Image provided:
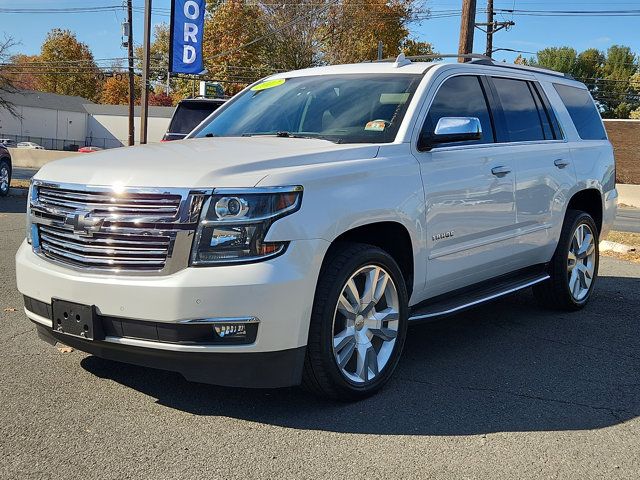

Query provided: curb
[600,240,636,254]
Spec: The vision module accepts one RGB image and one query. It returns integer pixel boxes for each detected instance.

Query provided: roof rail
[469,58,575,79]
[375,53,492,64]
[373,53,575,80]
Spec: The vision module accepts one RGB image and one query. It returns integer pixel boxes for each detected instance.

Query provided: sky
[1,0,639,66]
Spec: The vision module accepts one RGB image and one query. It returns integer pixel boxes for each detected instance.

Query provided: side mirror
[419,117,482,151]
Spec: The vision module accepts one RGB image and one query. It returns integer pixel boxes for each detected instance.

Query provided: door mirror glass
[420,117,482,150]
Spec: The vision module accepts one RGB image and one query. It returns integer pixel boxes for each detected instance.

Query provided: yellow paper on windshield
[251,78,286,91]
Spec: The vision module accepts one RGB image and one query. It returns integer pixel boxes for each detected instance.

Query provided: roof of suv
[267,57,580,86]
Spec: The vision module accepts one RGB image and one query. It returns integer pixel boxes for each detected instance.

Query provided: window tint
[421,75,494,148]
[554,84,607,140]
[531,82,563,140]
[492,77,545,142]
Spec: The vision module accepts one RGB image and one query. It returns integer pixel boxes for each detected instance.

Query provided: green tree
[534,47,578,74]
[401,39,435,57]
[38,29,102,101]
[598,45,639,118]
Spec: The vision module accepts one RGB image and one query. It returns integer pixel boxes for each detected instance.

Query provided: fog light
[214,324,247,338]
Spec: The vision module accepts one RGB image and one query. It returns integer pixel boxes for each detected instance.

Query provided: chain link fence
[0,134,122,151]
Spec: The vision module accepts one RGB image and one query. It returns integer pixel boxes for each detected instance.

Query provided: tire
[302,242,409,401]
[533,209,599,311]
[0,158,10,197]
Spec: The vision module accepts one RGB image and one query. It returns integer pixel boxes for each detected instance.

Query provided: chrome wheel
[567,223,596,301]
[0,164,8,193]
[332,264,400,384]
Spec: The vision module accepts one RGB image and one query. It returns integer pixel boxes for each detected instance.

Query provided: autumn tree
[401,39,435,57]
[202,0,271,94]
[38,29,102,101]
[6,54,41,91]
[259,0,327,71]
[322,0,415,64]
[101,74,141,105]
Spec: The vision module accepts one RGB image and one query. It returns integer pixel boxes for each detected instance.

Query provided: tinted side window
[492,77,545,142]
[554,84,607,140]
[421,75,495,148]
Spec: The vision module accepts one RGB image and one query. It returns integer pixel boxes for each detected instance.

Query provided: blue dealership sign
[169,0,206,74]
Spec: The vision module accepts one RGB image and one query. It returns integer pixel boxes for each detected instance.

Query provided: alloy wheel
[567,223,596,301]
[0,165,8,194]
[331,265,400,384]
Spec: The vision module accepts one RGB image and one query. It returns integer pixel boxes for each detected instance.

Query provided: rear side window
[492,77,545,142]
[553,84,607,140]
[422,75,495,147]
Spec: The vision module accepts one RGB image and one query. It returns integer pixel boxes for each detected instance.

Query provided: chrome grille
[38,225,171,270]
[36,185,182,221]
[30,182,207,274]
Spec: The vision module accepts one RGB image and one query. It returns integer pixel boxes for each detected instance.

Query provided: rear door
[487,76,574,268]
[413,74,518,298]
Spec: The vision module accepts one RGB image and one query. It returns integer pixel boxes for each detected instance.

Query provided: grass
[10,179,30,189]
[602,230,640,263]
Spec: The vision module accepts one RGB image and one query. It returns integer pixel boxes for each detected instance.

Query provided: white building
[0,90,173,149]
[0,90,89,149]
[84,104,173,148]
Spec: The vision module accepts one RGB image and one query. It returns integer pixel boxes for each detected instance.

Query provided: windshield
[193,74,422,143]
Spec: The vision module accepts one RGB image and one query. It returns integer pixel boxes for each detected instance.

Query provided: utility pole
[377,41,383,61]
[126,0,135,146]
[485,0,494,58]
[458,0,477,62]
[476,0,515,58]
[139,0,152,144]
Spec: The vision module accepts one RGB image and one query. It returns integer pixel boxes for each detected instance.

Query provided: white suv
[16,56,617,400]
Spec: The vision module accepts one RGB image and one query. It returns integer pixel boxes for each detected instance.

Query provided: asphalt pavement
[10,167,39,181]
[1,195,640,479]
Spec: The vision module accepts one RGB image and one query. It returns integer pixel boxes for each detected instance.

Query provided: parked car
[17,142,44,150]
[78,146,103,153]
[17,56,617,400]
[162,98,226,141]
[0,144,11,196]
[0,139,17,148]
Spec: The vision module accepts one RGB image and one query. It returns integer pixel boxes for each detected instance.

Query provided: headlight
[191,186,303,265]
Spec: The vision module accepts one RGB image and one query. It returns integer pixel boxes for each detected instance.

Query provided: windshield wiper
[241,131,341,143]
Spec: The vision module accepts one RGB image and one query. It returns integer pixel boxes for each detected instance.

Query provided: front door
[413,74,518,298]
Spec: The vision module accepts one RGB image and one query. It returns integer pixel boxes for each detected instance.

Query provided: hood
[34,137,379,188]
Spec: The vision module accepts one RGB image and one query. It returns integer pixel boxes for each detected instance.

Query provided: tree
[202,0,271,94]
[149,91,174,106]
[101,74,141,105]
[401,39,435,57]
[598,45,639,118]
[6,54,41,91]
[532,45,640,118]
[38,29,102,101]
[0,36,20,115]
[322,0,414,64]
[534,47,578,74]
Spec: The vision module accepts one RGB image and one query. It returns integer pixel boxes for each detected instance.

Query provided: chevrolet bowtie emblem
[64,211,104,236]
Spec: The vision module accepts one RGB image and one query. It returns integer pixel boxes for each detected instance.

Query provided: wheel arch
[323,221,415,298]
[566,188,603,234]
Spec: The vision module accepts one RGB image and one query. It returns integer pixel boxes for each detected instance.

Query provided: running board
[408,271,550,322]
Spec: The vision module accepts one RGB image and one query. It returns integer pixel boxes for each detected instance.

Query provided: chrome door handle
[491,166,511,177]
[554,159,570,169]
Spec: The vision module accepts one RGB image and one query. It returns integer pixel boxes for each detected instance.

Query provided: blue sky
[2,0,639,65]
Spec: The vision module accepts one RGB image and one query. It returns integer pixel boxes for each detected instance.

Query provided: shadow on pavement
[81,274,640,436]
[0,195,27,214]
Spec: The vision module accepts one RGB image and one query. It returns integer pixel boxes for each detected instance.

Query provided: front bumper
[34,323,306,388]
[16,238,330,387]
